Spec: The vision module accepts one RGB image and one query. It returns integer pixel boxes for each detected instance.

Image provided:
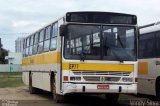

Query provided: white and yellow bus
[138,22,160,99]
[22,11,138,103]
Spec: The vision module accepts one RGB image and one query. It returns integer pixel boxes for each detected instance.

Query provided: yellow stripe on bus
[22,51,61,66]
[138,62,148,75]
[62,62,134,72]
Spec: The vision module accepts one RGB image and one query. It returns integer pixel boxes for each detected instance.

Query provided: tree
[0,48,8,64]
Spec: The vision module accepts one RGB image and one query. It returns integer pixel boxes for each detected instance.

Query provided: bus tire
[29,72,36,94]
[52,75,64,103]
[105,93,119,104]
[156,79,160,100]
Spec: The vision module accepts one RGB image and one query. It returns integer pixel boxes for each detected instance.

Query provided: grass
[0,72,24,88]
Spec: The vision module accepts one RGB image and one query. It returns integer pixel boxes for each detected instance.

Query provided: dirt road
[0,86,159,106]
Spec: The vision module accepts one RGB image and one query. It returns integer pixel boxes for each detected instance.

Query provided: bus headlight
[122,78,133,82]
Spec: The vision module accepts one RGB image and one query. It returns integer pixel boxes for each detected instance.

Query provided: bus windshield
[64,24,137,61]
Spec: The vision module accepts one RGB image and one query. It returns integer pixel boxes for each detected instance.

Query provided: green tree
[0,48,8,64]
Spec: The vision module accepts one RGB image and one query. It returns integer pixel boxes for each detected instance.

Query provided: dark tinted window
[66,12,137,25]
[156,31,160,57]
[138,33,156,59]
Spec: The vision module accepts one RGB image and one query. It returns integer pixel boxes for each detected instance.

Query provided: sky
[0,0,160,52]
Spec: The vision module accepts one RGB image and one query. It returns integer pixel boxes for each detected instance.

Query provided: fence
[0,64,22,72]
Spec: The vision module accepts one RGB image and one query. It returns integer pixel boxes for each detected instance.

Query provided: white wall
[8,52,22,64]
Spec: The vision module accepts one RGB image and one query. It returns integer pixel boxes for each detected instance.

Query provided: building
[5,52,22,64]
[15,37,24,53]
[2,52,22,72]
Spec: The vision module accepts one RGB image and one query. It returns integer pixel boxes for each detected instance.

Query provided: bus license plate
[97,85,109,89]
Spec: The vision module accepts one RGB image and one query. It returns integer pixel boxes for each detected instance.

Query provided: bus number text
[69,64,79,70]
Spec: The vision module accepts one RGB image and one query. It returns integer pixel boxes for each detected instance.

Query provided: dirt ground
[0,86,159,106]
[0,86,48,100]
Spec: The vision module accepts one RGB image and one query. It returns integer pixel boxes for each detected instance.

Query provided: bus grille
[83,76,100,82]
[73,71,131,76]
[83,76,121,82]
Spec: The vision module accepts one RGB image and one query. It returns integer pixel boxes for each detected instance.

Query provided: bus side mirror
[60,25,67,36]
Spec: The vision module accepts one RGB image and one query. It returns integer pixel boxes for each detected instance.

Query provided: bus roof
[139,22,160,35]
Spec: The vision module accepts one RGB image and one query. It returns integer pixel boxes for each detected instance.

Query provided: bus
[138,22,160,99]
[22,11,138,103]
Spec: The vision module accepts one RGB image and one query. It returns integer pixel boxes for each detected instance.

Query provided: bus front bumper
[62,82,137,95]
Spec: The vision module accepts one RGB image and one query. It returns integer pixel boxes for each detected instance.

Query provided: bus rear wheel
[52,76,64,103]
[156,80,160,100]
[105,93,119,104]
[29,73,36,94]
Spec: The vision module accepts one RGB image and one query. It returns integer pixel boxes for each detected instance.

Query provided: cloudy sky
[0,0,160,52]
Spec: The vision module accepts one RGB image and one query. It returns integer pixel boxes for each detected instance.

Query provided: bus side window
[37,29,45,53]
[44,26,51,52]
[27,37,30,47]
[39,29,45,42]
[45,26,51,40]
[52,22,58,37]
[26,47,29,56]
[139,33,156,58]
[29,46,33,56]
[33,44,38,55]
[50,23,58,51]
[44,40,50,52]
[50,37,57,50]
[23,39,26,57]
[30,35,34,46]
[34,33,39,44]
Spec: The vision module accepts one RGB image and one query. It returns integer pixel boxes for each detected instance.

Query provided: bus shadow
[25,88,130,106]
[136,94,158,101]
[64,94,129,106]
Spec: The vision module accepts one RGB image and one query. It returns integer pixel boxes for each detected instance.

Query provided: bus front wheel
[52,76,64,103]
[156,79,160,100]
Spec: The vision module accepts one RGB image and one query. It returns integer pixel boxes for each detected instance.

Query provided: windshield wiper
[117,34,124,48]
